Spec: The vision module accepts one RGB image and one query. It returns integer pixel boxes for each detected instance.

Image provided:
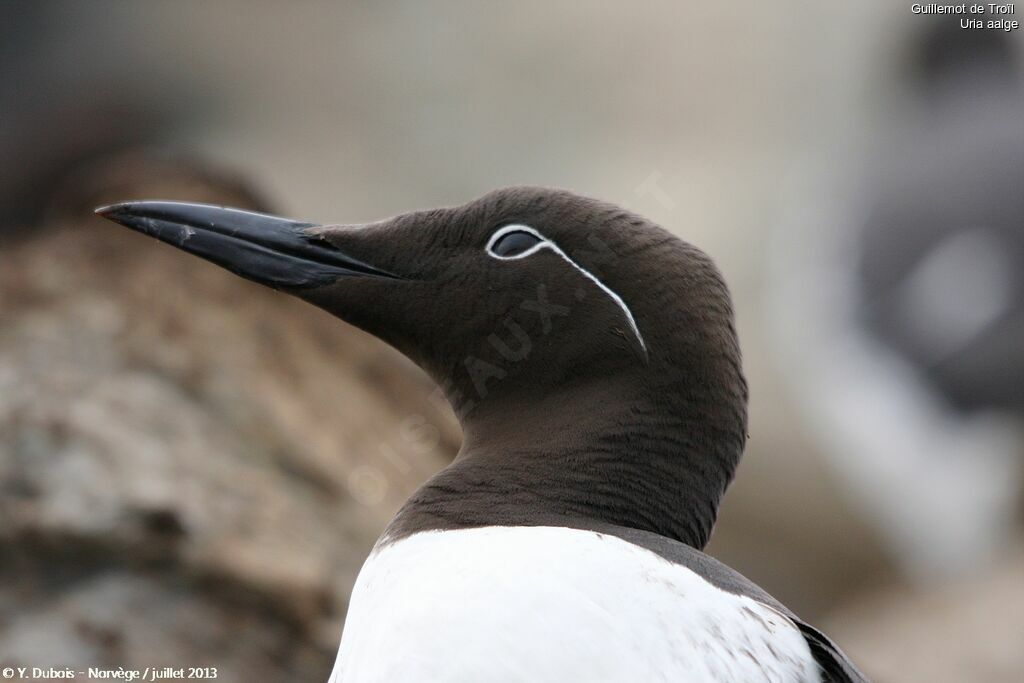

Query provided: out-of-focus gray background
[1,3,1022,681]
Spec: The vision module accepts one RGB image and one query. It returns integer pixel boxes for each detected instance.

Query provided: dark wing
[591,523,870,682]
[795,620,868,682]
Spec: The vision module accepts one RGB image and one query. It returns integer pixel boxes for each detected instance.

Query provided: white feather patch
[329,526,819,682]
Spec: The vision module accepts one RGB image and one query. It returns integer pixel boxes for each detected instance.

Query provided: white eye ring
[486,224,550,260]
[484,224,647,356]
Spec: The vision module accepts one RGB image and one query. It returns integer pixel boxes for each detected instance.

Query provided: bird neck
[384,372,744,549]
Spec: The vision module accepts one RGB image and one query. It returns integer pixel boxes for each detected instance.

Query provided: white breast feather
[329,526,820,683]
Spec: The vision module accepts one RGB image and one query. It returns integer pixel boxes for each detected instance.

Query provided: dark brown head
[98,187,747,547]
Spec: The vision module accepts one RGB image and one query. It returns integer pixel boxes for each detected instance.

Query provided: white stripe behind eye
[486,224,647,356]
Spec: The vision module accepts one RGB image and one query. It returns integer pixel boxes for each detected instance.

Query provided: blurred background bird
[767,18,1024,580]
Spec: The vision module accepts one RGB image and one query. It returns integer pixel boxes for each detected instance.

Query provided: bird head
[98,187,746,458]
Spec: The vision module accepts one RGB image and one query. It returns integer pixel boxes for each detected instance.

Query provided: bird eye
[489,228,544,258]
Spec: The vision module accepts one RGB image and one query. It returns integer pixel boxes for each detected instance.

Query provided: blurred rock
[44,150,275,226]
[0,154,459,681]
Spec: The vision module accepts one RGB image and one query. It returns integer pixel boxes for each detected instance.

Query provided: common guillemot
[97,187,866,682]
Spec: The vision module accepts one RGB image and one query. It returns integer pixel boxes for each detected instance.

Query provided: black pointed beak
[95,201,398,289]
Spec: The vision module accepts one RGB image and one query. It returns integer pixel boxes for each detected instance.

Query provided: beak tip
[94,203,124,220]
